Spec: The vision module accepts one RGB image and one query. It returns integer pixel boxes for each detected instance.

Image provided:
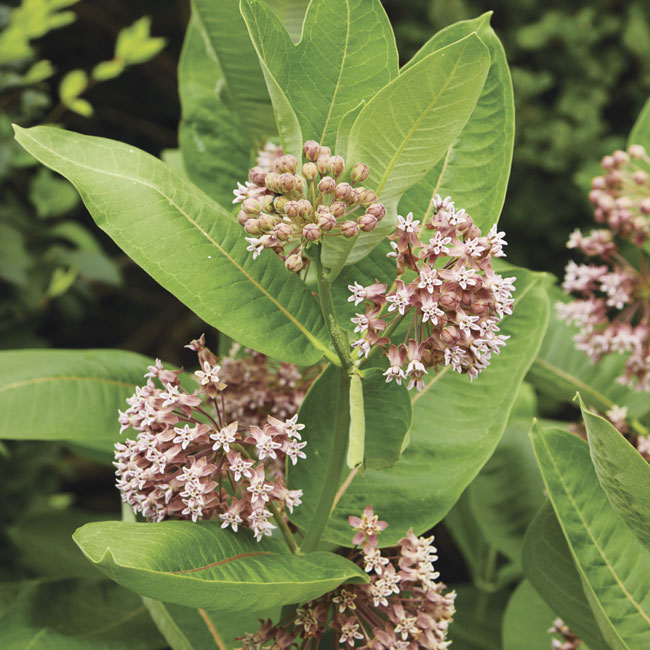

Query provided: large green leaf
[502,580,560,650]
[73,520,367,611]
[580,397,650,553]
[399,13,514,234]
[14,126,331,366]
[528,285,650,421]
[530,424,650,649]
[0,349,148,447]
[628,94,650,149]
[191,0,277,141]
[178,15,252,205]
[289,266,550,546]
[323,32,490,270]
[240,0,398,147]
[264,0,309,42]
[0,578,164,650]
[522,501,608,650]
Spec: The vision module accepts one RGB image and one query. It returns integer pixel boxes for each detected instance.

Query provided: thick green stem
[300,370,351,553]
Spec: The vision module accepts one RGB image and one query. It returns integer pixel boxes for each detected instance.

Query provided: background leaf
[73,520,367,611]
[14,126,330,366]
[398,13,514,234]
[628,93,650,149]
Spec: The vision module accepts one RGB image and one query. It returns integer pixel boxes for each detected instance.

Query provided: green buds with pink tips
[351,162,369,184]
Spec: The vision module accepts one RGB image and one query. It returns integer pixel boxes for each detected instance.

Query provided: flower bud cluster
[349,195,514,388]
[557,145,650,391]
[233,140,385,273]
[113,338,308,541]
[548,618,581,650]
[238,506,456,649]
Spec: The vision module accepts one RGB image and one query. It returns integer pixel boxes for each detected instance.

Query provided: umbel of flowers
[348,195,515,388]
[238,506,456,649]
[114,337,310,541]
[233,141,386,273]
[557,144,650,391]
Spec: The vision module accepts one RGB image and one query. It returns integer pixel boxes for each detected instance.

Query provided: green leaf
[289,266,550,546]
[0,577,164,650]
[323,32,490,270]
[502,580,559,650]
[14,125,330,365]
[240,0,398,147]
[115,17,166,66]
[528,285,650,420]
[522,501,609,650]
[68,97,93,117]
[579,396,650,553]
[530,424,650,649]
[30,167,80,218]
[347,373,365,469]
[59,69,88,104]
[92,59,126,82]
[73,520,367,611]
[628,94,650,149]
[178,15,252,205]
[362,368,412,470]
[0,348,150,448]
[398,13,514,234]
[264,0,309,42]
[192,0,277,141]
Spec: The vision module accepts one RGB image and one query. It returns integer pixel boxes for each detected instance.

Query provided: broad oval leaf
[324,32,490,270]
[289,266,550,546]
[0,577,164,650]
[398,12,514,234]
[14,125,331,366]
[530,424,650,649]
[0,349,148,448]
[73,520,367,612]
[240,0,398,148]
[580,397,650,553]
[522,501,609,650]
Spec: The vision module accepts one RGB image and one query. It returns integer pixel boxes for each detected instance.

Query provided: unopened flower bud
[359,188,378,205]
[318,176,336,194]
[259,213,277,231]
[280,173,295,192]
[285,201,300,219]
[285,252,304,272]
[439,291,460,310]
[294,175,307,194]
[320,146,331,157]
[335,182,353,203]
[640,198,650,214]
[318,212,337,231]
[283,155,298,174]
[591,176,606,190]
[341,220,359,238]
[249,166,267,185]
[440,325,460,346]
[260,194,275,212]
[358,214,377,232]
[274,195,289,213]
[349,188,362,205]
[465,224,481,239]
[274,222,293,241]
[303,223,321,241]
[633,170,648,185]
[316,154,331,175]
[302,162,318,181]
[330,201,346,217]
[351,162,369,183]
[242,198,261,215]
[244,218,263,235]
[613,150,629,165]
[237,210,249,225]
[329,155,345,177]
[629,144,646,159]
[303,140,320,162]
[297,199,313,218]
[601,155,615,170]
[265,172,281,193]
[470,299,490,316]
[367,203,386,220]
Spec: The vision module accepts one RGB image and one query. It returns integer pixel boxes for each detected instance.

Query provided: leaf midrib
[18,129,328,357]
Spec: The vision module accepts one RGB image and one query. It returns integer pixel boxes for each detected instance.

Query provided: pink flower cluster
[114,338,308,541]
[233,140,386,273]
[557,145,650,391]
[548,618,581,650]
[238,506,456,649]
[349,195,514,388]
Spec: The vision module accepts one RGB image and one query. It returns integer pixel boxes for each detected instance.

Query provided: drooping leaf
[240,0,398,147]
[14,126,330,366]
[628,94,650,149]
[399,12,514,234]
[0,578,164,650]
[0,349,150,448]
[289,266,550,546]
[323,32,490,270]
[530,424,650,649]
[502,580,560,650]
[73,520,367,611]
[579,396,650,553]
[192,0,277,141]
[522,501,609,650]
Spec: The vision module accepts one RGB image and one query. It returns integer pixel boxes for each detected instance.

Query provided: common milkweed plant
[4,0,650,648]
